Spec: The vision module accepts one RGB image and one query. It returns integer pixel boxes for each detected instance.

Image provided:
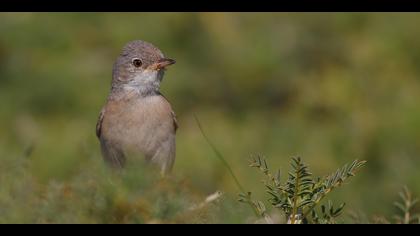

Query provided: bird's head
[111,40,175,95]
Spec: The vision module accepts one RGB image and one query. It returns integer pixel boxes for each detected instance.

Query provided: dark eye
[132,58,143,68]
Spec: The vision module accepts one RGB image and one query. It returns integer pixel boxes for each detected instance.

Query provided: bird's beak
[153,58,176,70]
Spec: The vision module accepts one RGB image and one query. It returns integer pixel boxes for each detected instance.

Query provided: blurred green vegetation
[1,13,420,223]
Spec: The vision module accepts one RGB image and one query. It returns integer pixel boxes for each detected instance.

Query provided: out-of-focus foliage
[1,13,420,223]
[393,186,419,224]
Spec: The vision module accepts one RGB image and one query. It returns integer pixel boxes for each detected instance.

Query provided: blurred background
[1,13,420,223]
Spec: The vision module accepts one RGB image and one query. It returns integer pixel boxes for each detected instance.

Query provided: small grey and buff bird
[96,40,177,175]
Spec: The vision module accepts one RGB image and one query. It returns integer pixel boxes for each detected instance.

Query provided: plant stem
[290,172,300,224]
[194,114,246,193]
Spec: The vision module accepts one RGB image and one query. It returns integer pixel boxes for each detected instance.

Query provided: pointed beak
[154,58,176,70]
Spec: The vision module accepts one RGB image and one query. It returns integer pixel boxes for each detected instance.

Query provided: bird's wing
[172,110,178,132]
[157,92,178,132]
[96,107,105,138]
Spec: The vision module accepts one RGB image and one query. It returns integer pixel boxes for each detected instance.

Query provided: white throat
[123,70,162,95]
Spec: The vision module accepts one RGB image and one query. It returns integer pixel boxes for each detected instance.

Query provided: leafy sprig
[241,155,366,224]
[394,186,419,224]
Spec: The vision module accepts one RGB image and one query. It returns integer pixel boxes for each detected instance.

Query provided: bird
[96,40,177,175]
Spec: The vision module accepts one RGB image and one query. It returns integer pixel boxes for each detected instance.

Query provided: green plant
[347,186,420,224]
[239,155,366,224]
[393,186,419,224]
[195,115,366,224]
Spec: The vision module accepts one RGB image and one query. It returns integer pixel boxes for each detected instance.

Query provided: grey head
[111,40,175,96]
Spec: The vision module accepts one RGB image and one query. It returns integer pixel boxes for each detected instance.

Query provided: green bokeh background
[1,13,420,223]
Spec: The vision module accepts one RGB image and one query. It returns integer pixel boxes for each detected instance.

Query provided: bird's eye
[132,58,143,68]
